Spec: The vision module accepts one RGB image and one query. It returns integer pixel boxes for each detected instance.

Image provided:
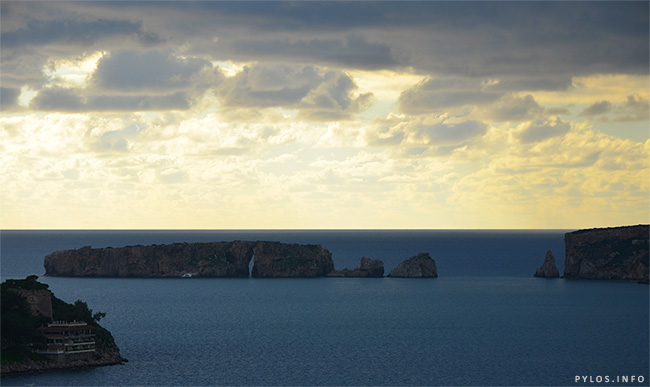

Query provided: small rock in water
[387,253,438,278]
[534,250,560,278]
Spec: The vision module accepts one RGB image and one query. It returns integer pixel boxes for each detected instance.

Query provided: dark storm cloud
[92,51,210,92]
[32,1,645,77]
[31,88,85,111]
[2,19,160,48]
[2,1,648,117]
[3,1,647,77]
[229,34,397,71]
[0,49,49,88]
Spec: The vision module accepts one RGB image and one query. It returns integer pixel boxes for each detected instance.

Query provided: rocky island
[563,225,648,281]
[1,276,126,374]
[45,241,334,278]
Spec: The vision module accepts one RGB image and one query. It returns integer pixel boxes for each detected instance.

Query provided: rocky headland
[327,257,385,277]
[1,276,126,375]
[44,241,334,278]
[387,253,438,278]
[563,225,648,281]
[533,250,560,278]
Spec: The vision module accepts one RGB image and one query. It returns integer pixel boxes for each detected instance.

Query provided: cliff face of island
[45,241,334,278]
[251,242,334,278]
[564,225,649,281]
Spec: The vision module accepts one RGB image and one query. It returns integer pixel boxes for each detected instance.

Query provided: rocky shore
[1,345,125,375]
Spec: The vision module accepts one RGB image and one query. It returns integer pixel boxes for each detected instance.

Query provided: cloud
[158,168,188,184]
[362,114,488,154]
[215,64,373,120]
[3,1,648,81]
[92,50,210,92]
[227,33,397,71]
[480,94,544,122]
[93,122,145,152]
[399,77,503,115]
[483,76,574,92]
[514,117,571,143]
[615,95,649,122]
[579,101,612,117]
[1,18,160,48]
[31,87,191,112]
[1,50,50,89]
[1,87,21,110]
[30,88,85,111]
[215,65,319,108]
[88,93,191,111]
[578,95,648,122]
[297,71,373,121]
[418,120,488,148]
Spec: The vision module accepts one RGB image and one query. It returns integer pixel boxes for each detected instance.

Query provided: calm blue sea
[1,230,648,386]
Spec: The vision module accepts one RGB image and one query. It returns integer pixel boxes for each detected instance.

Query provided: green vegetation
[51,296,106,325]
[1,276,50,350]
[2,275,49,291]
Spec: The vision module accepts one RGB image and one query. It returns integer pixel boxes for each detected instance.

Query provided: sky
[1,1,648,230]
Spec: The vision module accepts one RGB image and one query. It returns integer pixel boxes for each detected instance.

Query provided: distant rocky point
[327,257,385,277]
[563,225,648,281]
[44,241,333,278]
[387,253,438,278]
[534,250,560,278]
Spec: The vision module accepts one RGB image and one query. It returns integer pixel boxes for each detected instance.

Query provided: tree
[0,287,48,349]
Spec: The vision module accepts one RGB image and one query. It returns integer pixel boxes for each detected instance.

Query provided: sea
[1,230,648,386]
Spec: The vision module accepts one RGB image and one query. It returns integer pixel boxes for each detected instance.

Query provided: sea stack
[387,253,438,278]
[534,250,560,278]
